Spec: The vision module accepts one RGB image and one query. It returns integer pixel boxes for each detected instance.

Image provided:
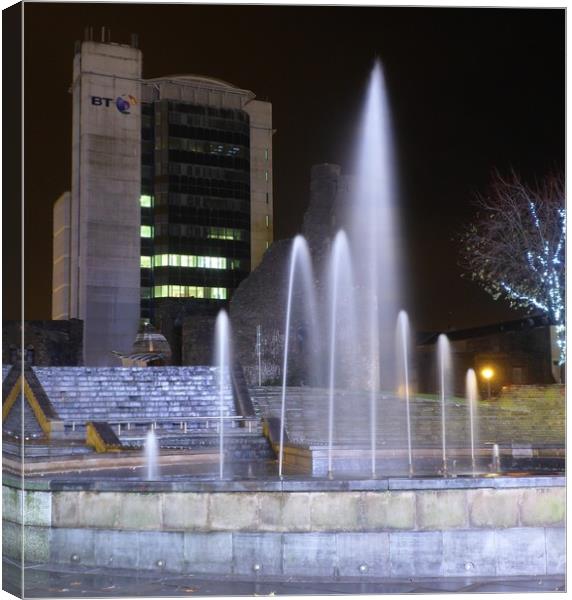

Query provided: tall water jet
[325,231,356,477]
[215,310,232,480]
[396,311,413,475]
[437,334,452,475]
[347,60,402,393]
[278,236,319,478]
[145,428,159,481]
[466,369,479,475]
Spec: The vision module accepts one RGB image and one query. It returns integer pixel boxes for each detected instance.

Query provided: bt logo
[91,94,138,114]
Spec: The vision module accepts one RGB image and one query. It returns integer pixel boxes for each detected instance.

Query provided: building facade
[52,34,273,365]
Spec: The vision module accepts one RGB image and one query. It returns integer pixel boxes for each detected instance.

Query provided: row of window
[164,176,249,199]
[166,112,250,134]
[141,254,241,270]
[163,157,250,184]
[155,193,249,213]
[207,226,248,241]
[142,224,248,242]
[168,124,249,148]
[166,102,250,124]
[168,137,248,159]
[153,285,228,300]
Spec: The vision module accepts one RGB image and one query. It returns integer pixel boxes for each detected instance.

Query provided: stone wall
[229,164,346,386]
[229,239,291,385]
[181,315,216,365]
[2,319,83,366]
[3,476,565,578]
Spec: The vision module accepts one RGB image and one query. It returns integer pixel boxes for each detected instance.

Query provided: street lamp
[481,367,494,399]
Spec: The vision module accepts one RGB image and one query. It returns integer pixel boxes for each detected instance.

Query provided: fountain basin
[281,443,565,477]
[3,472,564,579]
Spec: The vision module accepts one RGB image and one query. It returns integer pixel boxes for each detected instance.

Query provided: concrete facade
[69,40,142,364]
[51,191,72,320]
[245,100,274,269]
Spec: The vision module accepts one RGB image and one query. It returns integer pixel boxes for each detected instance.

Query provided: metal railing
[63,415,260,436]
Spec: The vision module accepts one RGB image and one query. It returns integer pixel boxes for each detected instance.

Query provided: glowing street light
[481,367,494,399]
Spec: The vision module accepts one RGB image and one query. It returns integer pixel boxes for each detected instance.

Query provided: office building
[52,32,273,365]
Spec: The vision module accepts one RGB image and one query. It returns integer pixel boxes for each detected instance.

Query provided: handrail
[63,415,259,426]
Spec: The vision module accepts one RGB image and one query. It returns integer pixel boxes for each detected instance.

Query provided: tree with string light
[459,172,565,371]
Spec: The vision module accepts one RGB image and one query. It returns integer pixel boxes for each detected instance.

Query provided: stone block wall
[2,320,83,366]
[2,477,565,578]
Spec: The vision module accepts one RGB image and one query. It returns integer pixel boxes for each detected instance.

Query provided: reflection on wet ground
[3,559,565,597]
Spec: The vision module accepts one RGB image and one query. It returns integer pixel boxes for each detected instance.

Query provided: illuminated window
[265,215,270,228]
[140,195,153,208]
[153,285,169,298]
[141,225,153,238]
[140,256,151,268]
[207,227,246,241]
[264,148,269,160]
[265,171,269,182]
[152,285,227,300]
[152,254,228,270]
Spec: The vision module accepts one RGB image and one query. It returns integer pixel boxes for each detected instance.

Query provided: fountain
[145,428,159,481]
[396,311,413,476]
[325,230,356,477]
[437,334,452,474]
[466,368,479,475]
[215,310,232,480]
[348,60,402,394]
[278,235,318,478]
[2,59,564,592]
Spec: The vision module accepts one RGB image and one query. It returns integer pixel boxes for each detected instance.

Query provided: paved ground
[3,559,565,597]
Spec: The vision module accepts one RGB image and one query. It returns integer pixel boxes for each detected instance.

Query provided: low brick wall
[2,477,565,578]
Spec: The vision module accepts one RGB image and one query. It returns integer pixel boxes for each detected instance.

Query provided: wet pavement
[3,559,565,597]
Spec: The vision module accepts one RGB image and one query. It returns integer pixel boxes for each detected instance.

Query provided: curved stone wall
[2,475,565,579]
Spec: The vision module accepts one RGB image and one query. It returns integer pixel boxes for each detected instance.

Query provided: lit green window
[181,255,189,267]
[152,285,227,300]
[153,255,168,267]
[264,148,269,161]
[207,227,245,241]
[141,225,153,238]
[140,195,153,208]
[141,256,151,268]
[209,287,227,300]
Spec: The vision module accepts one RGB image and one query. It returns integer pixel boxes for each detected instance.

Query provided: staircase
[33,366,235,427]
[250,385,565,449]
[27,366,273,460]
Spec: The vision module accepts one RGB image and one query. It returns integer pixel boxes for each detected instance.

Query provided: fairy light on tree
[460,172,565,366]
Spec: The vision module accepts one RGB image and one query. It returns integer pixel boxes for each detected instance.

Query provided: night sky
[7,4,565,332]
